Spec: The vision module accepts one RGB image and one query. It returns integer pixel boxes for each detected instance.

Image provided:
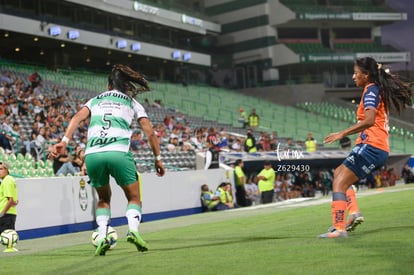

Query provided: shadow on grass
[351,225,414,235]
[147,235,300,252]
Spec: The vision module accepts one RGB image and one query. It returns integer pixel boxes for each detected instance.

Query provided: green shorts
[85,151,139,188]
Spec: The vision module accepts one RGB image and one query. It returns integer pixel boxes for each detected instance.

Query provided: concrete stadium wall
[15,168,231,240]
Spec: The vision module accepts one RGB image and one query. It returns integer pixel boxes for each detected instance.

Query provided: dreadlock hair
[355,57,412,114]
[108,64,150,98]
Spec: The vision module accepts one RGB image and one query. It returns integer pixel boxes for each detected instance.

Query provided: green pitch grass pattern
[1,185,414,274]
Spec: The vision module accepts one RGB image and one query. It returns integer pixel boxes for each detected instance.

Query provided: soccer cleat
[318,230,348,238]
[95,238,111,256]
[346,212,364,232]
[327,212,365,233]
[127,230,148,252]
[3,247,18,253]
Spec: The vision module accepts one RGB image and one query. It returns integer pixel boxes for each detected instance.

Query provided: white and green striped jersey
[83,90,148,155]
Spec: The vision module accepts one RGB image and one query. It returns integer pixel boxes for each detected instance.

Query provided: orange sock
[332,200,347,231]
[346,186,359,215]
[332,192,347,231]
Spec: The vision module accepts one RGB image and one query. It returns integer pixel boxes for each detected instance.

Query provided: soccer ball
[91,226,118,249]
[1,229,19,248]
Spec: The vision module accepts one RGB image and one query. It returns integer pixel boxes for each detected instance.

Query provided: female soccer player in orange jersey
[319,57,412,238]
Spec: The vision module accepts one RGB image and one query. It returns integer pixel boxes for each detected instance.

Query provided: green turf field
[1,185,414,274]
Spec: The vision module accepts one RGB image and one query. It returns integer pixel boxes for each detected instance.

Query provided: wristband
[155,155,162,161]
[62,136,70,144]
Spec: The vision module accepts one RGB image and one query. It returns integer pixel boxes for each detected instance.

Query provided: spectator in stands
[401,163,414,184]
[190,128,204,151]
[0,116,15,153]
[18,101,30,117]
[44,126,59,144]
[0,71,13,85]
[52,84,62,97]
[152,99,162,108]
[257,160,276,204]
[279,174,291,200]
[204,136,219,169]
[313,169,332,196]
[73,119,88,141]
[33,112,46,128]
[33,83,43,98]
[206,127,219,148]
[270,136,279,151]
[244,129,257,153]
[163,113,174,131]
[238,107,248,129]
[284,138,298,150]
[50,64,165,256]
[53,146,71,175]
[9,121,24,153]
[48,124,61,141]
[0,129,12,153]
[29,69,42,89]
[274,174,284,201]
[180,133,194,152]
[256,131,271,152]
[65,90,73,102]
[130,131,146,152]
[175,111,187,125]
[245,175,260,205]
[217,128,229,150]
[231,138,242,152]
[305,132,317,152]
[56,146,85,176]
[293,171,305,195]
[319,56,412,238]
[26,126,46,160]
[387,167,397,186]
[53,114,66,135]
[247,109,259,132]
[167,136,179,152]
[302,172,315,197]
[7,98,19,118]
[379,166,389,187]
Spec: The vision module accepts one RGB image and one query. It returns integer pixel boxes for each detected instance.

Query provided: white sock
[126,208,141,232]
[96,215,110,240]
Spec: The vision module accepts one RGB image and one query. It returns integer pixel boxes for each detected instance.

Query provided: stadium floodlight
[171,50,181,59]
[130,42,141,52]
[116,40,127,49]
[48,26,61,37]
[183,52,191,61]
[67,30,80,40]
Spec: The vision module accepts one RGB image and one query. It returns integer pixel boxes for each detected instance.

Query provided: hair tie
[377,63,382,70]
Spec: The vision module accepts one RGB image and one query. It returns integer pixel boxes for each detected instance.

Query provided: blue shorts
[343,144,388,179]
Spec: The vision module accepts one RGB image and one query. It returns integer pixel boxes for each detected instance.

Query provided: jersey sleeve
[363,85,380,110]
[83,97,94,111]
[133,99,148,119]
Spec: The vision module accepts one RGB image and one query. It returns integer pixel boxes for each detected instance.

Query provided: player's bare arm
[139,117,165,177]
[324,108,376,144]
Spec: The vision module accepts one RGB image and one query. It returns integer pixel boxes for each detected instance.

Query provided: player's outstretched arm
[49,107,90,158]
[139,117,165,177]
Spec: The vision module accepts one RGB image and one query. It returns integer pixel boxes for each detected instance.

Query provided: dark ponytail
[355,57,412,114]
[108,64,150,98]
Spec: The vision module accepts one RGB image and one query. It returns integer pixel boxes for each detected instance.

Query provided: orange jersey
[355,83,389,152]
